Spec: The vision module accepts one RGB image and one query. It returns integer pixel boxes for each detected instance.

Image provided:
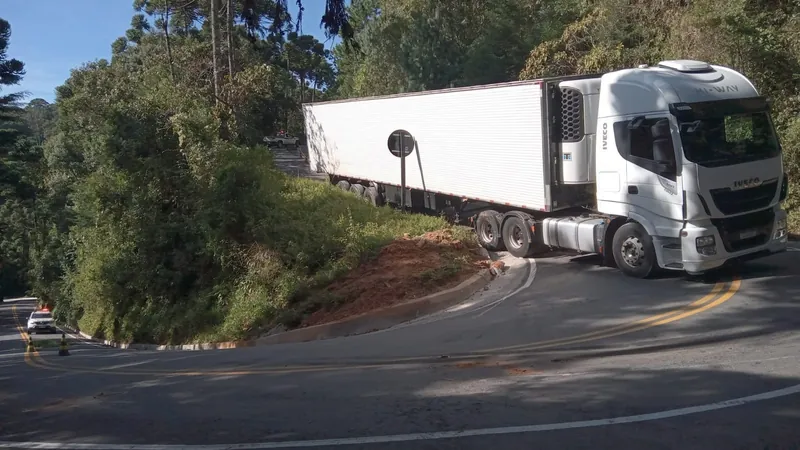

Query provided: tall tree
[23,98,57,145]
[0,18,25,120]
[211,0,221,102]
[227,0,235,81]
[0,17,38,299]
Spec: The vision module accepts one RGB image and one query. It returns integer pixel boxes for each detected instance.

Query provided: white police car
[27,308,57,334]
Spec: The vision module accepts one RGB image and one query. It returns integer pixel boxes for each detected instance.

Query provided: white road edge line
[362,257,537,335]
[396,257,538,328]
[475,258,537,318]
[56,327,106,348]
[2,382,799,449]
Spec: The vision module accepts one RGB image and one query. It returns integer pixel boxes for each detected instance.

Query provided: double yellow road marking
[15,277,741,377]
[478,278,740,354]
[12,304,43,368]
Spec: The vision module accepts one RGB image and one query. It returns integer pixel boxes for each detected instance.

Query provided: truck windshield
[679,111,780,168]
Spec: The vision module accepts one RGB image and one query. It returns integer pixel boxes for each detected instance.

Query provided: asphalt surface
[271,145,328,181]
[1,248,799,449]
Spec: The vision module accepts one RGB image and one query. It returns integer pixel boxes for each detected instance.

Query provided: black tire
[336,180,351,191]
[475,210,505,251]
[363,186,384,207]
[502,215,535,258]
[349,183,366,197]
[612,222,657,278]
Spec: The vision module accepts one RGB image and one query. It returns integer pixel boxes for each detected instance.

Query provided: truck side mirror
[651,119,676,176]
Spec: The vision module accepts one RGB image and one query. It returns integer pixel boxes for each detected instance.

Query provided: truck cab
[585,60,787,275]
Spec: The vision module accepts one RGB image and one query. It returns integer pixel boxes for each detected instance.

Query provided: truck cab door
[615,115,684,237]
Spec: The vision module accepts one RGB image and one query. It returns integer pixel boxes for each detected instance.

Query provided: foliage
[6,0,800,341]
[330,0,583,97]
[1,3,460,344]
[0,17,40,299]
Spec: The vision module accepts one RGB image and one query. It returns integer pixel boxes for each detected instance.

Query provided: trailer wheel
[612,222,656,278]
[502,215,534,258]
[476,210,505,251]
[336,180,351,191]
[349,183,366,197]
[363,186,384,207]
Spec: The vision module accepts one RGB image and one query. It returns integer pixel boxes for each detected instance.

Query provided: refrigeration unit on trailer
[302,60,788,278]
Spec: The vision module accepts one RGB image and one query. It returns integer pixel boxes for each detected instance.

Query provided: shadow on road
[1,252,799,448]
[0,355,799,449]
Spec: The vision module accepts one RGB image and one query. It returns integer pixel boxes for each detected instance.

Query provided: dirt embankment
[301,229,490,327]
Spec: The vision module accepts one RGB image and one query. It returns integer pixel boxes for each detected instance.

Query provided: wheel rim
[480,222,494,242]
[620,236,645,267]
[508,224,524,249]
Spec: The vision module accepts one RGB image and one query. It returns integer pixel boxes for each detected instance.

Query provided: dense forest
[1,0,799,344]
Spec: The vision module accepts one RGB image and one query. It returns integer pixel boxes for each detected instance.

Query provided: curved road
[1,250,800,449]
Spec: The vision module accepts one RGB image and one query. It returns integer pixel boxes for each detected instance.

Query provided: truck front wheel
[612,222,656,278]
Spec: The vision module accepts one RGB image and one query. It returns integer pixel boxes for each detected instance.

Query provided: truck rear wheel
[349,183,366,197]
[364,186,384,207]
[476,210,505,251]
[612,222,656,278]
[502,215,534,258]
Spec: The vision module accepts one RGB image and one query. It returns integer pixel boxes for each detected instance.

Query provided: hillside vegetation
[0,2,478,344]
[2,0,799,344]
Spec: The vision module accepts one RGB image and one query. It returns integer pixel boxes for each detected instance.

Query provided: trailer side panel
[303,82,548,211]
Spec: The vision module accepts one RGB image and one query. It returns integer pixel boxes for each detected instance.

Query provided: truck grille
[710,208,774,253]
[709,180,778,215]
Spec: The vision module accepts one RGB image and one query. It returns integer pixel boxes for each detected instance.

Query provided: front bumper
[680,207,788,275]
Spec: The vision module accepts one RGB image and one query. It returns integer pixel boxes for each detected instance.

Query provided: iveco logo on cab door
[732,177,762,190]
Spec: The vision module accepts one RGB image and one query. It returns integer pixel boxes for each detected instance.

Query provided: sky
[2,0,333,103]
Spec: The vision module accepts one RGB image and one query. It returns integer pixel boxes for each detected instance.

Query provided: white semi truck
[302,60,789,278]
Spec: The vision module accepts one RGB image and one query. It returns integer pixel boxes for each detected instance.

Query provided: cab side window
[613,117,678,181]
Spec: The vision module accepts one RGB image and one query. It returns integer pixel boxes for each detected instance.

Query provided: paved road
[1,250,800,449]
[271,145,328,181]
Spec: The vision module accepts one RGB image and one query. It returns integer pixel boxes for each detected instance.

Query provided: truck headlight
[774,217,787,239]
[695,235,717,255]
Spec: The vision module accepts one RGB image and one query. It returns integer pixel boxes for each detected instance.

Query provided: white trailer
[303,60,789,278]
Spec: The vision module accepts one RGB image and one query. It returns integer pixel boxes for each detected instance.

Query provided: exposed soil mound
[302,229,489,327]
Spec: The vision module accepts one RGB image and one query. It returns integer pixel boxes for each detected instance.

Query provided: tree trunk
[226,0,234,82]
[210,0,220,104]
[164,0,175,82]
[299,72,306,104]
[312,78,317,102]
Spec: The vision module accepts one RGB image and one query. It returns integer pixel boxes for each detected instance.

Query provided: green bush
[212,172,474,342]
[778,117,800,233]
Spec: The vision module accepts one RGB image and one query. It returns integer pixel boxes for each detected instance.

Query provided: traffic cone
[58,333,70,356]
[26,337,35,353]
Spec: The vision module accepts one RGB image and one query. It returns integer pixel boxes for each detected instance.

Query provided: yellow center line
[11,304,46,369]
[487,280,732,353]
[18,278,739,376]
